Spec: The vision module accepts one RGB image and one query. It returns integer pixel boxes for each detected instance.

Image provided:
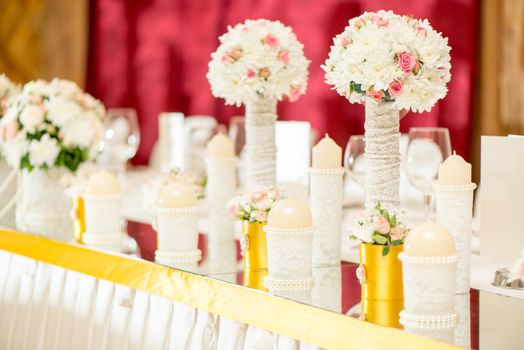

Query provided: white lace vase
[263,226,314,304]
[244,98,277,190]
[364,101,400,211]
[310,168,344,266]
[155,207,201,272]
[16,168,72,240]
[312,265,341,313]
[0,160,16,227]
[206,157,236,242]
[435,183,476,293]
[454,293,471,348]
[82,194,122,252]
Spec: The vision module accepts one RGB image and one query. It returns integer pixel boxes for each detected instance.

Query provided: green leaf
[389,214,397,227]
[20,153,33,172]
[391,240,403,246]
[373,234,387,245]
[382,245,391,256]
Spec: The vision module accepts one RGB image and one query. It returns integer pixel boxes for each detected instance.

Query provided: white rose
[2,133,26,168]
[46,98,82,128]
[61,117,94,148]
[29,134,60,167]
[351,220,374,243]
[20,105,44,132]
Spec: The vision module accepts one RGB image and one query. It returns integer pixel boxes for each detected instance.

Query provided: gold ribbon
[72,196,85,244]
[360,243,403,328]
[242,221,268,291]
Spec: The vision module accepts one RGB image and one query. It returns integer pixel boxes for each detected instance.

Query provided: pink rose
[246,69,256,79]
[374,216,390,235]
[390,226,406,241]
[3,120,18,140]
[259,67,270,79]
[288,86,302,102]
[354,18,365,29]
[227,203,238,216]
[370,14,389,28]
[277,50,290,64]
[398,52,419,74]
[340,36,352,47]
[416,26,427,36]
[388,80,404,97]
[228,49,242,60]
[30,95,42,104]
[263,34,280,48]
[256,209,267,222]
[366,88,385,102]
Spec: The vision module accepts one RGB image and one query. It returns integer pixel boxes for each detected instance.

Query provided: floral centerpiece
[323,11,451,212]
[207,19,310,190]
[227,187,282,224]
[0,78,106,239]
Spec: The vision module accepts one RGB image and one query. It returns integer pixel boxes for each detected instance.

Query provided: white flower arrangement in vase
[323,10,451,212]
[227,188,282,224]
[0,74,19,119]
[0,78,106,239]
[207,19,310,190]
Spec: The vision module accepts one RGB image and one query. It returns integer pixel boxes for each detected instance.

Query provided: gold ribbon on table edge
[0,228,460,350]
[359,243,404,329]
[241,221,268,292]
[72,196,85,244]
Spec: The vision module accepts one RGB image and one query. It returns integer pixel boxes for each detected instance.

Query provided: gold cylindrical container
[242,221,268,291]
[73,196,86,243]
[359,243,403,328]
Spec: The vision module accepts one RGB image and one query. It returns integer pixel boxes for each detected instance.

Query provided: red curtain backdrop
[87,0,478,165]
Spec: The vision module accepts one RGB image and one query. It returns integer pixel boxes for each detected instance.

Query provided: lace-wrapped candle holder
[400,222,458,344]
[309,167,344,266]
[83,194,122,252]
[454,292,471,348]
[312,265,341,313]
[435,182,476,293]
[245,98,277,190]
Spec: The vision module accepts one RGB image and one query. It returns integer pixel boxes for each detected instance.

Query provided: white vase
[244,98,277,190]
[364,101,401,212]
[0,159,17,227]
[16,168,72,240]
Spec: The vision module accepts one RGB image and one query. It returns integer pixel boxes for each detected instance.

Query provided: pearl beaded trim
[398,253,459,265]
[263,226,314,235]
[309,167,345,175]
[399,311,458,329]
[156,207,199,214]
[434,183,477,192]
[263,276,315,291]
[155,249,202,264]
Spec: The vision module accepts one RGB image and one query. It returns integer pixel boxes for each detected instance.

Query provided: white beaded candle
[310,135,344,266]
[206,133,237,242]
[83,170,122,252]
[264,198,314,304]
[399,222,458,344]
[436,152,476,293]
[155,183,201,272]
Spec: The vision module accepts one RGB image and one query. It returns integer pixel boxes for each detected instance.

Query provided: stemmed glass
[98,108,141,174]
[405,127,451,220]
[344,135,367,188]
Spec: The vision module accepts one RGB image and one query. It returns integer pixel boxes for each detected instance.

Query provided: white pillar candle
[206,134,236,243]
[83,170,122,252]
[265,199,314,304]
[438,152,471,185]
[312,134,342,169]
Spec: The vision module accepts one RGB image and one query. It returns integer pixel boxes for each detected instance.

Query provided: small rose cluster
[323,10,451,113]
[227,188,282,223]
[207,19,310,106]
[350,202,409,256]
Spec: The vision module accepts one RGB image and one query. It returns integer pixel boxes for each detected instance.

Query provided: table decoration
[264,198,314,304]
[351,203,408,328]
[323,10,451,212]
[0,78,105,240]
[207,19,310,190]
[83,170,123,251]
[227,188,282,291]
[454,293,470,348]
[154,182,201,272]
[206,133,236,242]
[399,222,458,344]
[436,152,476,293]
[312,266,341,313]
[310,134,344,267]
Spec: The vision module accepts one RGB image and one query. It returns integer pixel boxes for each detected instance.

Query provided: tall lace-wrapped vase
[0,161,17,227]
[244,98,277,190]
[364,101,400,212]
[16,169,72,240]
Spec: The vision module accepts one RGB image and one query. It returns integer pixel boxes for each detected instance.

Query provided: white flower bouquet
[350,203,409,256]
[323,10,451,113]
[207,19,310,106]
[227,188,282,223]
[0,74,19,119]
[0,78,105,172]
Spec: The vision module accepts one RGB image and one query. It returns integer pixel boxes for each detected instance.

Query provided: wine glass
[405,127,451,220]
[344,135,367,188]
[98,108,141,174]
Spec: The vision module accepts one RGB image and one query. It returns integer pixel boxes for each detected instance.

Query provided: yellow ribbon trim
[72,196,85,244]
[0,228,460,350]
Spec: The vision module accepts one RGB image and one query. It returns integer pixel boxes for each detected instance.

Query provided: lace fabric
[206,158,236,242]
[245,99,277,190]
[310,170,344,266]
[84,196,122,235]
[156,211,199,253]
[364,102,400,212]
